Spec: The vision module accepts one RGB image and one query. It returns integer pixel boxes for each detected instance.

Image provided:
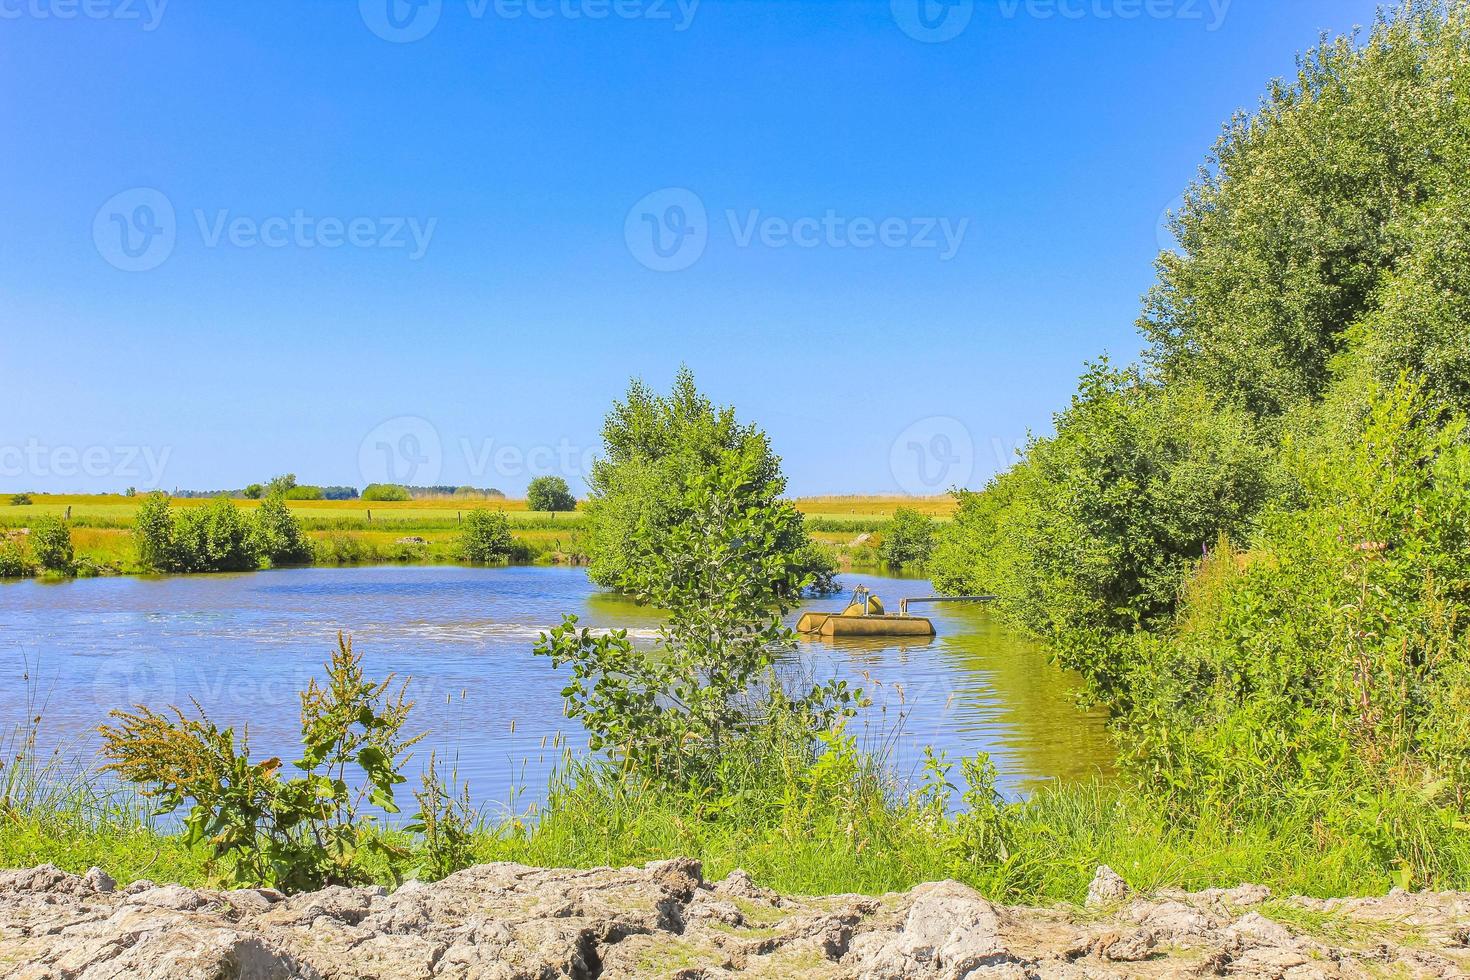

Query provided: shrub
[9,493,33,506]
[461,509,513,564]
[30,517,73,574]
[583,367,836,596]
[526,475,576,513]
[100,635,424,892]
[242,484,264,499]
[878,508,935,571]
[362,484,411,502]
[1119,381,1470,841]
[252,495,314,566]
[931,363,1276,693]
[0,536,33,578]
[283,485,325,500]
[133,494,261,573]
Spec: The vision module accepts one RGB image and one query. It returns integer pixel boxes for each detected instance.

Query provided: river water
[0,565,1113,812]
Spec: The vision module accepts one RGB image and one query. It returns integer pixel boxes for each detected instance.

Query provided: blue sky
[1,0,1385,496]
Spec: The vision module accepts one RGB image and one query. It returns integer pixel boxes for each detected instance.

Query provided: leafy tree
[1140,4,1470,419]
[526,475,576,513]
[583,368,835,596]
[30,516,74,574]
[284,485,325,500]
[266,473,298,497]
[879,508,936,571]
[101,635,422,892]
[242,484,265,500]
[932,363,1276,692]
[252,495,314,566]
[538,458,856,793]
[362,483,411,502]
[460,509,513,563]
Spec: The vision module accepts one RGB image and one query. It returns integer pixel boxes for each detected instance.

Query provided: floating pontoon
[795,587,997,639]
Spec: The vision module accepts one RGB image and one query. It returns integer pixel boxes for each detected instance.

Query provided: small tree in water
[537,457,858,794]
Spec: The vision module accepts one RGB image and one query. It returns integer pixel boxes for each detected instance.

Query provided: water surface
[0,566,1113,810]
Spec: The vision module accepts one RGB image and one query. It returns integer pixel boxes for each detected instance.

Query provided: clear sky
[1,0,1385,497]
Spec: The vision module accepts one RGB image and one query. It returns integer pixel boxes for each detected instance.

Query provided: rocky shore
[3,860,1468,978]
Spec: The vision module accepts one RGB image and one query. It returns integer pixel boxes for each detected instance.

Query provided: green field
[0,493,954,575]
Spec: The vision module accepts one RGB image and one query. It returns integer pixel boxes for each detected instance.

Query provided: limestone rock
[0,861,1466,978]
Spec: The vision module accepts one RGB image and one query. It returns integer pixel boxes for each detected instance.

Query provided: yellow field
[0,493,955,525]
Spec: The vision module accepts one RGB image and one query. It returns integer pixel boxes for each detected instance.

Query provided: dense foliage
[525,475,576,513]
[133,493,312,573]
[30,517,74,574]
[460,508,514,563]
[878,507,936,571]
[930,0,1470,877]
[582,367,836,596]
[361,483,412,502]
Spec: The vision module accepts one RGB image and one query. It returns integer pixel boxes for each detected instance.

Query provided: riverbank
[5,858,1468,978]
[0,493,954,576]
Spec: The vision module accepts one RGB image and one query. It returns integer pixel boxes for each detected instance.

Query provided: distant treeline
[170,481,506,501]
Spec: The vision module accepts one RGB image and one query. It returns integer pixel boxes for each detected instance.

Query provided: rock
[1,861,1466,978]
[82,866,116,894]
[1085,865,1131,907]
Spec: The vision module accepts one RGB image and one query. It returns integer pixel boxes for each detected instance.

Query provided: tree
[538,458,856,791]
[582,368,835,596]
[461,509,513,563]
[362,484,411,502]
[879,508,936,571]
[266,474,298,497]
[526,475,576,513]
[133,494,261,573]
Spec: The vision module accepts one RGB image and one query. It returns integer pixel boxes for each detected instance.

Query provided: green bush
[252,496,314,566]
[931,364,1275,692]
[362,484,411,502]
[526,475,576,513]
[133,494,261,573]
[878,508,935,571]
[583,367,836,596]
[0,536,33,578]
[460,509,513,564]
[9,493,32,506]
[30,517,74,574]
[283,485,325,500]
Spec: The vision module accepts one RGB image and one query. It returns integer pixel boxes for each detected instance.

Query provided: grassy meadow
[0,493,955,576]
